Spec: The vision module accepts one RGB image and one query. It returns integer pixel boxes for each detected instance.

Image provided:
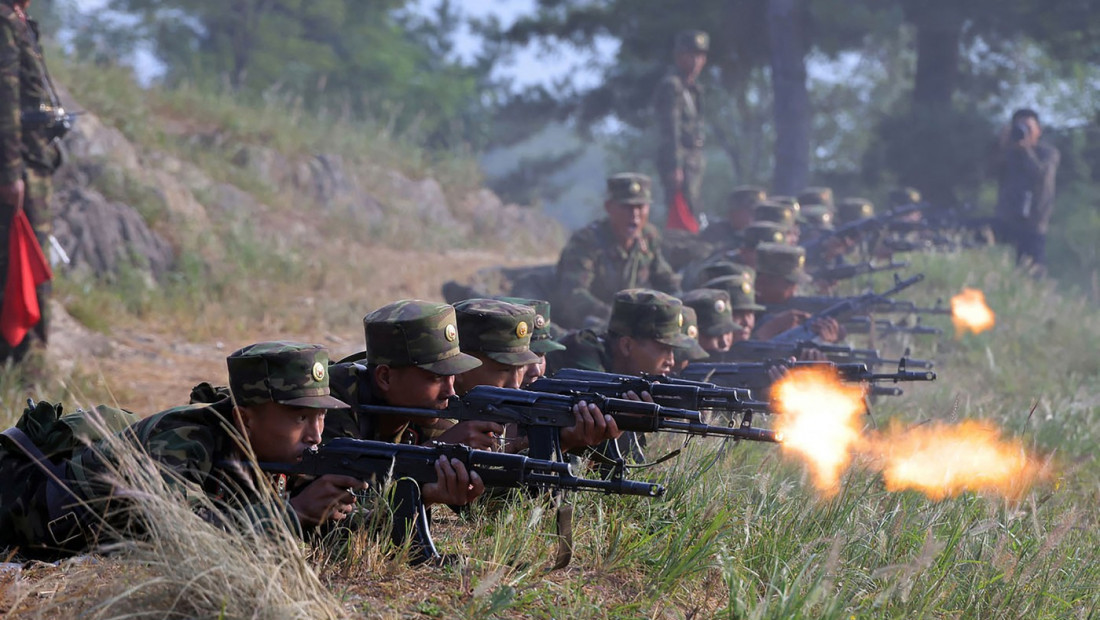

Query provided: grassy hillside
[3,246,1097,618]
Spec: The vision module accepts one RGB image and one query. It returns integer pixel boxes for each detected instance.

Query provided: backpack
[0,399,140,557]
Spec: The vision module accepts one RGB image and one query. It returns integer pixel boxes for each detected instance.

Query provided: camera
[1010,120,1031,143]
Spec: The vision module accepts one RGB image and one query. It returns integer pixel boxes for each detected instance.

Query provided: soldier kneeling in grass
[0,342,365,560]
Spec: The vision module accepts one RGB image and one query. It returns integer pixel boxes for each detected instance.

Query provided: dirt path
[47,247,553,414]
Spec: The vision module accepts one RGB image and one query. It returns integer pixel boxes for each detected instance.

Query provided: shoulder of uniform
[567,220,606,243]
[643,223,663,243]
[0,6,15,24]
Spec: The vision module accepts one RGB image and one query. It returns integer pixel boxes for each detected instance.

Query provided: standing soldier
[0,0,66,364]
[654,29,708,232]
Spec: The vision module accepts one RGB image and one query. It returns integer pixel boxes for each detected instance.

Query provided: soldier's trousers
[659,154,706,216]
[0,168,53,361]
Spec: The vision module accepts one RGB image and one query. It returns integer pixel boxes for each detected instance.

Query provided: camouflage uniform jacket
[554,219,680,328]
[698,221,744,251]
[653,68,704,181]
[544,329,610,376]
[324,361,427,445]
[0,3,60,184]
[68,394,301,544]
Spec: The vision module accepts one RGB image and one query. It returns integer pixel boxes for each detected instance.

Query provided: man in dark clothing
[994,108,1060,273]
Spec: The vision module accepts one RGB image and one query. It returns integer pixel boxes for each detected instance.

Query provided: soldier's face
[237,402,325,463]
[376,365,455,410]
[455,354,526,394]
[676,51,707,79]
[615,337,675,375]
[522,354,547,387]
[756,275,797,304]
[729,207,754,229]
[699,331,734,353]
[730,310,756,342]
[605,201,649,243]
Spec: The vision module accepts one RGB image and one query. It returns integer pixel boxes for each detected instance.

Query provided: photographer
[993,108,1060,274]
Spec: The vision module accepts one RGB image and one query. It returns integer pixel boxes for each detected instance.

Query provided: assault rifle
[811,259,909,283]
[539,368,769,412]
[805,202,930,254]
[358,385,781,467]
[769,273,926,344]
[681,359,936,397]
[718,340,935,371]
[842,316,942,337]
[773,294,952,317]
[260,438,662,564]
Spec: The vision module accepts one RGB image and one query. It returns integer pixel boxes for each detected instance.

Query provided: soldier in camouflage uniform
[1,342,363,558]
[672,305,709,374]
[553,173,680,328]
[654,30,709,220]
[731,221,787,269]
[751,245,843,345]
[546,288,695,376]
[697,276,767,345]
[797,187,835,211]
[322,300,489,508]
[0,0,64,363]
[494,296,567,386]
[699,186,767,248]
[682,288,738,354]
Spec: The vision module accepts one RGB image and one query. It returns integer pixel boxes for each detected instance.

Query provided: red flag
[665,190,700,233]
[1,211,53,347]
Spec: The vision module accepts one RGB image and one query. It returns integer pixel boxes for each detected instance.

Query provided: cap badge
[695,33,707,47]
[444,324,458,342]
[629,181,641,195]
[774,232,784,242]
[823,213,832,223]
[534,314,546,330]
[516,321,530,338]
[311,362,326,383]
[714,299,727,313]
[798,255,806,268]
[677,313,684,327]
[687,325,699,339]
[742,281,752,294]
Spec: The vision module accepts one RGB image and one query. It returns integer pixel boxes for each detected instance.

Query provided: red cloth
[665,190,699,233]
[2,211,53,347]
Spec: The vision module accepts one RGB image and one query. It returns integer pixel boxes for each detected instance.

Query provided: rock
[380,170,457,228]
[51,185,175,280]
[45,300,113,375]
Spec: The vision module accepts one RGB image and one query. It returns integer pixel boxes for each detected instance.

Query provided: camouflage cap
[678,306,711,361]
[729,186,767,211]
[674,29,710,53]
[797,187,835,209]
[888,187,921,208]
[608,289,695,349]
[683,288,738,337]
[837,198,875,225]
[753,201,797,227]
[495,296,567,354]
[454,299,543,366]
[227,341,348,409]
[800,205,834,230]
[700,275,767,312]
[364,300,482,375]
[770,195,802,214]
[696,259,755,285]
[743,221,787,248]
[606,172,652,205]
[756,243,811,284]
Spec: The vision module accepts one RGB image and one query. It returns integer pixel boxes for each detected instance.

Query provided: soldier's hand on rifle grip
[622,390,655,403]
[0,179,25,212]
[289,474,368,527]
[422,456,484,507]
[810,317,844,343]
[561,400,623,451]
[434,420,505,451]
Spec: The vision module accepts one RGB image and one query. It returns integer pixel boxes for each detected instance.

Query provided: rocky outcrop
[45,97,561,283]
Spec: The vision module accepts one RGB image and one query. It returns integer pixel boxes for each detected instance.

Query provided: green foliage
[100,0,495,150]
